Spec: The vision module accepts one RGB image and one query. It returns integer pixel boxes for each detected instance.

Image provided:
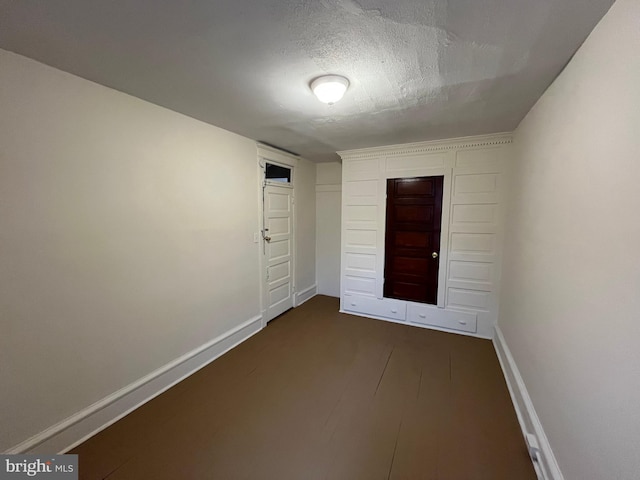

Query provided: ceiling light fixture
[310,75,350,104]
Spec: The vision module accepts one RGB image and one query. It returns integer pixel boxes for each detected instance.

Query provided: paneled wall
[338,134,511,338]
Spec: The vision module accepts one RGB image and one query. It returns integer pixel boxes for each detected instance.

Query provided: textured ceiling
[0,0,613,161]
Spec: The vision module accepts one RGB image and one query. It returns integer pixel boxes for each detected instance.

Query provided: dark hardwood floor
[71,295,536,479]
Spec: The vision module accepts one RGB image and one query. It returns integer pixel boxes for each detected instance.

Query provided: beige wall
[499,0,640,478]
[0,50,264,451]
[316,162,342,297]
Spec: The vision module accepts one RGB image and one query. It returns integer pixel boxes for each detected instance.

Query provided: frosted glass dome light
[310,75,350,104]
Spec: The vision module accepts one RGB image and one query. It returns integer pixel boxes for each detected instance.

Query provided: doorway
[262,162,294,322]
[383,176,444,304]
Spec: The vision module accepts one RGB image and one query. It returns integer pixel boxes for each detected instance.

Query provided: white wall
[316,163,342,297]
[294,157,317,300]
[499,0,639,478]
[0,49,265,452]
[316,162,342,186]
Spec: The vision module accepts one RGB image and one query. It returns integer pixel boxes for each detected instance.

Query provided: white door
[263,183,294,322]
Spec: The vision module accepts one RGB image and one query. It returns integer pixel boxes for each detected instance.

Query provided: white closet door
[263,184,293,321]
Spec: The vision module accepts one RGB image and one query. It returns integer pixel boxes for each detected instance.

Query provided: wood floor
[71,295,536,480]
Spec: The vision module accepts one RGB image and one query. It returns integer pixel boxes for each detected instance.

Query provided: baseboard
[296,284,317,306]
[6,314,263,455]
[493,326,564,480]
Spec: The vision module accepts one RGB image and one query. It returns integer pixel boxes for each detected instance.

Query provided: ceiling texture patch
[0,0,615,161]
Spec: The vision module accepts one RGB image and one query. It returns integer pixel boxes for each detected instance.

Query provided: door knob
[264,236,272,242]
[432,252,438,259]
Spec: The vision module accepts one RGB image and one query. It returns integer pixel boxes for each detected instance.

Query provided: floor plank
[70,295,536,480]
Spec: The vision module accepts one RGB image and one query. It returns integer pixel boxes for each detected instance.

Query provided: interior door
[263,183,294,322]
[383,176,444,304]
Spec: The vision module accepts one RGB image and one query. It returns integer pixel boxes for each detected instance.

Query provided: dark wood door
[384,176,444,304]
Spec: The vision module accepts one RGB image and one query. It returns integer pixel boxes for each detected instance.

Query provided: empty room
[1,0,638,479]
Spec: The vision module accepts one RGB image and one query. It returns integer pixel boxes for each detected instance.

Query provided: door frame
[379,165,453,308]
[257,145,298,326]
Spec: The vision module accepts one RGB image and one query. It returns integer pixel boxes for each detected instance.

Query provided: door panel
[264,184,293,321]
[384,176,444,304]
[268,262,290,283]
[395,205,434,223]
[388,281,425,301]
[393,257,429,276]
[396,178,435,195]
[394,231,430,248]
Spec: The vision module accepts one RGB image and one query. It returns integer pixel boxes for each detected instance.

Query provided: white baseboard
[493,326,564,480]
[7,315,263,455]
[295,284,317,306]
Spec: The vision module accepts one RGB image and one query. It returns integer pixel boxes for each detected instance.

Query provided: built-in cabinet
[337,134,511,338]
